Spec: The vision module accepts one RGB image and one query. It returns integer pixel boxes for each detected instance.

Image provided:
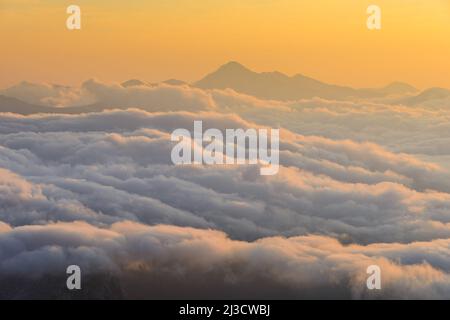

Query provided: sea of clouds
[1,81,450,298]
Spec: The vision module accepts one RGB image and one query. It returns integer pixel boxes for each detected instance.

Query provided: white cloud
[1,110,450,245]
[1,80,450,298]
[2,221,450,299]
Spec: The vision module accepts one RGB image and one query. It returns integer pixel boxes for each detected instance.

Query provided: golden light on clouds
[0,0,449,88]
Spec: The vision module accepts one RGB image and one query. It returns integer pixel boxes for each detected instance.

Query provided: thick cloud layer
[1,109,450,244]
[1,80,450,299]
[1,221,450,299]
[3,80,450,158]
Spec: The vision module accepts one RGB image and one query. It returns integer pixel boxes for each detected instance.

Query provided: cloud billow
[1,80,450,298]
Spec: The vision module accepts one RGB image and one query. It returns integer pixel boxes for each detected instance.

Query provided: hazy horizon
[1,60,442,91]
[0,60,434,91]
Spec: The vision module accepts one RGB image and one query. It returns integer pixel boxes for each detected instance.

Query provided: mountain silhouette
[162,79,188,86]
[195,61,417,100]
[0,95,107,115]
[0,95,56,114]
[121,79,149,87]
[398,87,450,106]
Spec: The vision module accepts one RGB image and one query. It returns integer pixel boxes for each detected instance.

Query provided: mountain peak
[383,81,417,94]
[162,79,188,86]
[195,62,422,101]
[216,61,252,74]
[195,62,352,100]
[398,87,450,106]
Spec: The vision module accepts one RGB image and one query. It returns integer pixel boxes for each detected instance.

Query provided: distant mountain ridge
[121,79,188,88]
[398,87,450,106]
[4,61,450,115]
[121,79,149,87]
[0,95,56,114]
[0,95,106,115]
[195,61,417,101]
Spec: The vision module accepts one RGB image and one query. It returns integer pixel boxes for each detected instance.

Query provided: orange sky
[1,0,449,89]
